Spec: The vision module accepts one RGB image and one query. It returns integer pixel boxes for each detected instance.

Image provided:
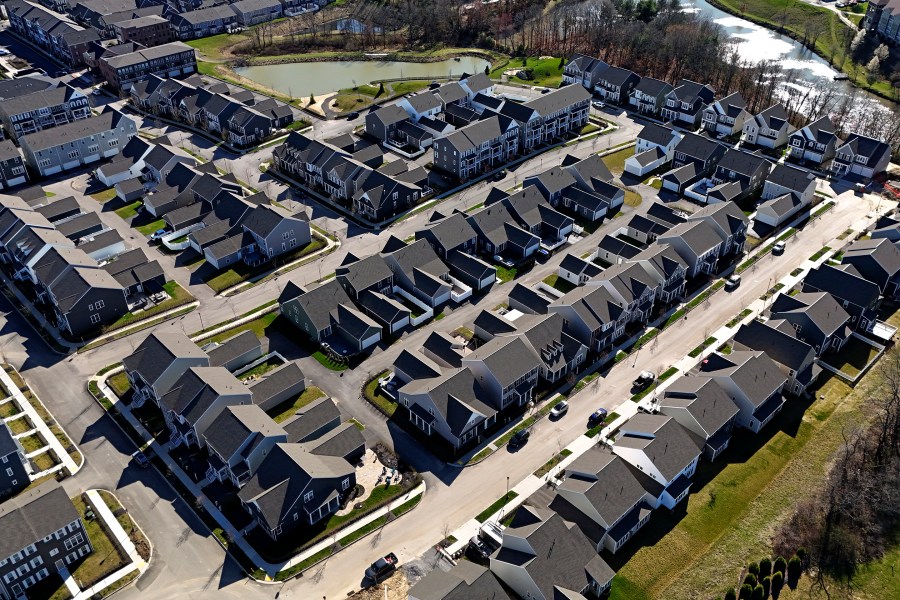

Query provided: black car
[509,429,530,448]
[540,88,551,94]
[346,111,360,120]
[364,552,398,584]
[133,451,150,468]
[466,536,491,563]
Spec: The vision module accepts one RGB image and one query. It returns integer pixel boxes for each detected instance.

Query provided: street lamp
[506,476,510,501]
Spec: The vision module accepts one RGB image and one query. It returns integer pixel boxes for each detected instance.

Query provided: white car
[92,88,103,96]
[0,49,10,56]
[549,400,569,419]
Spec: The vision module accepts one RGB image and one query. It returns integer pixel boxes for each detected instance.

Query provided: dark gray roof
[638,123,677,147]
[420,212,477,251]
[674,132,723,161]
[207,330,262,368]
[446,249,494,281]
[49,266,122,313]
[400,368,496,437]
[305,422,365,460]
[203,404,286,461]
[248,362,306,408]
[56,212,104,240]
[661,376,739,438]
[393,349,442,381]
[597,234,641,260]
[662,163,697,184]
[699,351,786,408]
[337,254,393,293]
[466,335,541,388]
[561,447,651,528]
[615,414,703,482]
[32,246,95,288]
[357,290,409,325]
[461,73,493,94]
[717,149,771,177]
[35,196,81,223]
[802,263,880,309]
[0,481,79,560]
[284,279,352,333]
[659,220,724,256]
[407,561,512,600]
[766,164,815,194]
[0,421,20,458]
[20,109,133,151]
[634,76,672,97]
[769,291,851,340]
[733,320,815,373]
[523,84,590,116]
[77,229,124,255]
[159,366,246,422]
[838,133,891,163]
[597,65,638,87]
[405,92,442,113]
[281,396,340,443]
[755,103,789,130]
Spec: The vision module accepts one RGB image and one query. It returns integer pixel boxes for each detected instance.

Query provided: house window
[64,533,84,551]
[67,151,78,159]
[108,139,119,147]
[90,314,101,324]
[5,468,11,476]
[303,491,313,503]
[341,478,350,491]
[38,159,51,168]
[95,300,105,309]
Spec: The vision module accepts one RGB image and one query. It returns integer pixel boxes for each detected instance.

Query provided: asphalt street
[0,75,883,599]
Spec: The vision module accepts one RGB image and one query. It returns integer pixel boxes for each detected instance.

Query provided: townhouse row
[121,329,365,541]
[131,74,294,148]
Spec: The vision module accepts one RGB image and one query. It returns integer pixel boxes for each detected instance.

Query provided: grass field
[90,188,117,203]
[491,56,564,88]
[608,368,875,600]
[135,218,165,236]
[364,372,397,417]
[114,200,142,220]
[600,146,633,175]
[204,311,278,344]
[624,190,642,208]
[267,386,326,423]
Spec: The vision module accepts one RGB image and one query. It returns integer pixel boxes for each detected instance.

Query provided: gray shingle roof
[561,447,651,528]
[733,320,815,373]
[0,481,80,560]
[420,212,477,252]
[661,376,739,438]
[203,404,286,461]
[699,351,786,409]
[284,279,352,333]
[206,330,262,368]
[615,414,703,482]
[466,335,540,388]
[281,396,340,443]
[19,109,134,151]
[248,362,306,408]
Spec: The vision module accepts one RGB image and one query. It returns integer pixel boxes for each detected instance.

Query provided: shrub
[759,557,772,578]
[751,584,765,600]
[748,562,760,577]
[724,588,737,600]
[743,573,757,587]
[772,570,784,595]
[788,555,803,581]
[774,556,787,575]
[762,575,771,598]
[796,547,807,562]
[739,584,753,600]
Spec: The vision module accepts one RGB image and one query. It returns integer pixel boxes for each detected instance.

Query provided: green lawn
[624,189,642,208]
[475,491,519,523]
[237,359,282,380]
[534,449,573,477]
[7,416,31,435]
[332,93,373,113]
[135,219,165,236]
[18,433,44,453]
[311,350,349,371]
[496,266,517,283]
[600,146,634,175]
[389,80,431,96]
[70,496,129,589]
[103,282,195,332]
[114,200,142,220]
[609,370,874,600]
[827,335,881,377]
[491,56,564,88]
[186,32,249,58]
[364,372,397,417]
[90,188,117,203]
[0,400,20,418]
[267,386,326,423]
[204,311,278,344]
[205,235,326,292]
[542,273,576,294]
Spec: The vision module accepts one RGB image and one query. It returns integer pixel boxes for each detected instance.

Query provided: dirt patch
[352,570,409,599]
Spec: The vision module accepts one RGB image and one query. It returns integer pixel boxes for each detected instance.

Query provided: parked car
[592,100,605,109]
[508,429,530,448]
[0,49,10,56]
[364,552,398,584]
[549,400,569,419]
[466,536,491,562]
[536,248,551,262]
[92,88,104,96]
[133,451,150,468]
[346,111,360,120]
[588,408,608,425]
[633,371,656,390]
[725,274,742,291]
[773,241,786,255]
[492,170,506,181]
[540,88,551,94]
[149,228,168,241]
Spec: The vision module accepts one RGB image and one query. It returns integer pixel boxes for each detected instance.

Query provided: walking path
[0,367,82,476]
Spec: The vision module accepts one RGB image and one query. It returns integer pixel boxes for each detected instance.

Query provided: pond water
[234,56,492,98]
[685,0,895,125]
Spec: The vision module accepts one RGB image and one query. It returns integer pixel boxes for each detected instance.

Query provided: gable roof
[400,367,496,436]
[766,163,815,194]
[561,447,650,528]
[699,351,786,408]
[661,376,739,437]
[0,481,80,561]
[615,414,702,482]
[204,404,285,462]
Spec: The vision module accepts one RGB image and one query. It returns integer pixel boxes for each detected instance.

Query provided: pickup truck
[364,552,398,583]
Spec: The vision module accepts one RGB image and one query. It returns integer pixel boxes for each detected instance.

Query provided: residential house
[769,291,852,354]
[123,331,211,407]
[0,481,94,599]
[19,109,138,178]
[206,330,264,373]
[238,443,355,540]
[498,187,574,246]
[0,142,27,190]
[612,413,702,508]
[625,123,683,177]
[46,266,127,336]
[461,335,542,409]
[365,104,410,145]
[762,163,816,205]
[562,53,608,89]
[656,219,726,278]
[466,203,540,260]
[237,203,311,264]
[697,351,788,432]
[659,376,739,460]
[336,254,394,301]
[458,73,494,101]
[832,133,892,179]
[840,237,900,298]
[432,115,519,181]
[588,261,660,325]
[788,116,839,165]
[398,92,443,122]
[169,5,238,40]
[494,85,591,150]
[112,15,174,47]
[742,103,796,149]
[659,79,715,126]
[5,0,100,67]
[629,77,673,116]
[202,405,287,487]
[408,560,512,600]
[382,239,453,308]
[0,422,30,500]
[629,242,688,305]
[594,66,640,104]
[548,285,627,353]
[416,212,478,260]
[553,447,654,553]
[490,506,615,600]
[710,149,772,197]
[230,0,284,27]
[98,42,197,91]
[671,132,727,176]
[688,201,749,256]
[702,92,750,136]
[732,319,821,396]
[0,84,90,140]
[246,362,307,413]
[159,366,252,448]
[802,263,881,330]
[864,0,900,44]
[397,367,498,451]
[870,214,900,242]
[558,254,602,286]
